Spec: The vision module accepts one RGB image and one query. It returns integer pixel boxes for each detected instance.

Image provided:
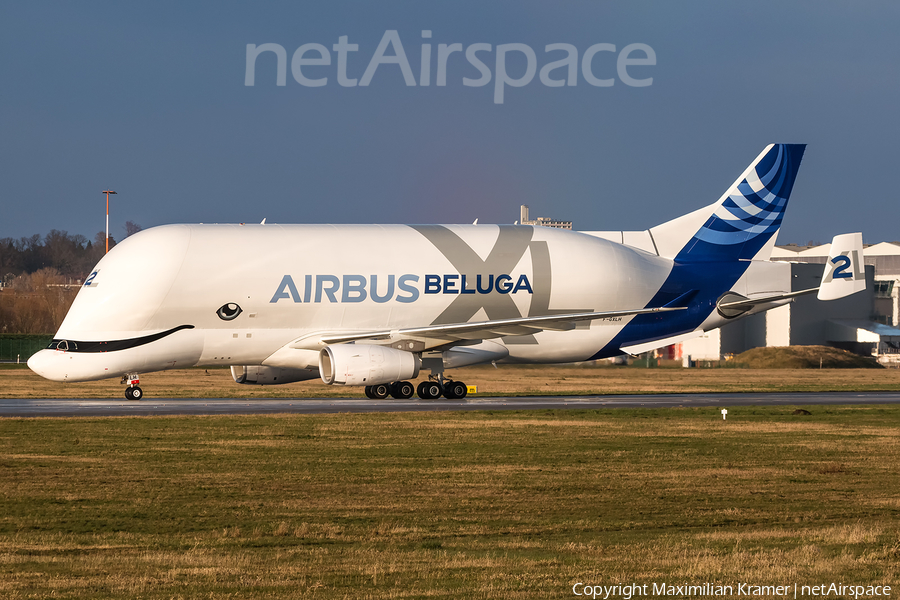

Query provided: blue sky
[2,1,898,244]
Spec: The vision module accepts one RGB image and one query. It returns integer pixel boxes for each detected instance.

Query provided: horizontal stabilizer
[714,233,866,317]
[716,288,817,318]
[818,232,866,301]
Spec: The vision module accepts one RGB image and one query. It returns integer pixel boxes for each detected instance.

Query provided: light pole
[102,190,117,253]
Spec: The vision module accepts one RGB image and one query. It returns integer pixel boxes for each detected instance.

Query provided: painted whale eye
[216,303,242,321]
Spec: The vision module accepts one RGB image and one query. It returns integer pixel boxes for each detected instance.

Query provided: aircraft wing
[315,306,685,350]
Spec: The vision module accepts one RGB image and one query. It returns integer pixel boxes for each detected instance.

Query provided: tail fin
[818,232,866,300]
[650,144,806,262]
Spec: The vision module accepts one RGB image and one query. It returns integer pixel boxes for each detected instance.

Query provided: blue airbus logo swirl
[677,144,805,262]
[695,144,794,244]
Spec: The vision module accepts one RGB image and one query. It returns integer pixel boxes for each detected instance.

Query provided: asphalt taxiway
[1,392,899,417]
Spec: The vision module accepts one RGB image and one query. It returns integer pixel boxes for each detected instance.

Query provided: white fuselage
[28,223,680,382]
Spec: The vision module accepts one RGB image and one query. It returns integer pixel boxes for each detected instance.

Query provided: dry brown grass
[3,363,900,399]
[1,408,899,598]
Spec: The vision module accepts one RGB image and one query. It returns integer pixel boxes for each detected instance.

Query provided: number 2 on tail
[831,255,852,279]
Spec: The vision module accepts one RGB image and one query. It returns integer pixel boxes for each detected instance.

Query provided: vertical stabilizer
[650,144,806,262]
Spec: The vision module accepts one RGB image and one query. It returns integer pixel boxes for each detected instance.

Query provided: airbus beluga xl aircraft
[29,144,865,400]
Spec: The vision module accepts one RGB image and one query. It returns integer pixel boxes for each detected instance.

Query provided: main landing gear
[363,354,469,400]
[416,379,468,399]
[122,373,143,400]
[416,380,442,399]
[419,355,468,399]
[364,378,468,400]
[364,381,415,399]
[443,380,468,400]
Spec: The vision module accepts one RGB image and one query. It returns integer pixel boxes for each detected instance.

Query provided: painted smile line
[47,325,195,353]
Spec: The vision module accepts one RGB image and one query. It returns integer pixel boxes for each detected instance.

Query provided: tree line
[0,224,141,334]
[0,269,79,334]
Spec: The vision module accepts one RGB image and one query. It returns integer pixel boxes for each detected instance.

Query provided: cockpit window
[48,340,78,351]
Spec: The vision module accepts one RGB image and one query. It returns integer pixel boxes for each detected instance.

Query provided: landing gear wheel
[390,381,415,399]
[125,386,143,400]
[443,381,467,399]
[417,381,443,400]
[364,386,375,399]
[370,383,390,399]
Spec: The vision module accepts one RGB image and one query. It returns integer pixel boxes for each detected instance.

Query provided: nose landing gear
[122,374,143,400]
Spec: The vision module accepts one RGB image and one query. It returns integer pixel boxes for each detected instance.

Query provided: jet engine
[319,344,420,386]
[230,365,319,385]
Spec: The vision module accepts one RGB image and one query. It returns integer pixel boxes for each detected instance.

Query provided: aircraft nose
[27,349,68,382]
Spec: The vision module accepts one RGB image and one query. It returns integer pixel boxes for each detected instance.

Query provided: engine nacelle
[319,344,420,386]
[230,365,319,385]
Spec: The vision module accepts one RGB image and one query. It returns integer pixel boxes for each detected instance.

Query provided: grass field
[3,363,900,399]
[1,406,898,598]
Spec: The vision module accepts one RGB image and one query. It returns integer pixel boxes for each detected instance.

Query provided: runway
[1,392,899,417]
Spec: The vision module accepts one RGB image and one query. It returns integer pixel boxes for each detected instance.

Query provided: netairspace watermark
[572,582,893,599]
[244,30,656,104]
[572,581,891,600]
